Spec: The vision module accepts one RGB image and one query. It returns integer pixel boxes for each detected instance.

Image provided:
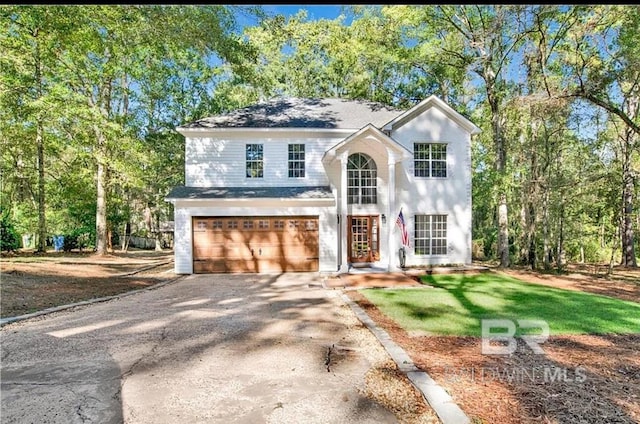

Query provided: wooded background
[1,5,637,269]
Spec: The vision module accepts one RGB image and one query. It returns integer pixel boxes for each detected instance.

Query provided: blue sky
[262,5,348,20]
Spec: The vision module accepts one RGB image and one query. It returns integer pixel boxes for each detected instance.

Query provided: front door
[347,215,380,263]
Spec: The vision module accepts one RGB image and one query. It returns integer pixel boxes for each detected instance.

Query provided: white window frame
[414,214,447,255]
[288,143,305,178]
[414,143,447,178]
[347,153,377,205]
[246,144,263,178]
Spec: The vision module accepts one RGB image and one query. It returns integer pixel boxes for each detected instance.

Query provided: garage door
[192,216,319,273]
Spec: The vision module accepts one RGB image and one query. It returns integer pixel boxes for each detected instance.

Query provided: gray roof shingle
[180,98,403,129]
[165,185,334,200]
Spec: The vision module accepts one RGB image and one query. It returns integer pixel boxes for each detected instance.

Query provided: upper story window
[246,144,263,178]
[414,143,447,178]
[347,153,377,204]
[288,144,305,178]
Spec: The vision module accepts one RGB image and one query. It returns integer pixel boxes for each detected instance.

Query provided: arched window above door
[347,153,377,204]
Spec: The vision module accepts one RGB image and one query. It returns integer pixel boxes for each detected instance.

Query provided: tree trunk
[36,123,46,253]
[542,189,551,270]
[489,89,510,268]
[621,129,637,267]
[556,203,565,272]
[34,31,46,253]
[621,176,636,267]
[95,129,108,255]
[121,221,130,251]
[155,213,163,251]
[498,195,509,267]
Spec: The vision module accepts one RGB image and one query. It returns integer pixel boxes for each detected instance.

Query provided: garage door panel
[193,260,225,273]
[193,216,319,273]
[193,245,254,260]
[224,259,258,273]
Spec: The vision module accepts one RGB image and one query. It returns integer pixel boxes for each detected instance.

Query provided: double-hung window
[246,144,263,178]
[414,215,447,255]
[414,143,447,178]
[288,144,305,178]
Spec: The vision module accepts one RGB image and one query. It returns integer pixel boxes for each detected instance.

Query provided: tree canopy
[1,5,637,267]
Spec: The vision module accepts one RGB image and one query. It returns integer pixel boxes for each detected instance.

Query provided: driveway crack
[325,343,334,372]
[121,324,169,379]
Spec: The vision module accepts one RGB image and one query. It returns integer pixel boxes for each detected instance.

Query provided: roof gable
[383,95,481,135]
[323,124,413,164]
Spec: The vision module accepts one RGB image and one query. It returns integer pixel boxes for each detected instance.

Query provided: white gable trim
[382,95,481,135]
[322,124,413,164]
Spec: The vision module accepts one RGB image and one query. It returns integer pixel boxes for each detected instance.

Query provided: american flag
[396,210,410,247]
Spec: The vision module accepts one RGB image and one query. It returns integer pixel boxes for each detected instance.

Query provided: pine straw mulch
[346,268,640,424]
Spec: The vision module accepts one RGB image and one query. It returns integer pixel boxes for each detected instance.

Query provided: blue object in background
[53,235,64,252]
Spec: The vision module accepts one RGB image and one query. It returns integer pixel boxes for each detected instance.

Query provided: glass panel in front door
[349,216,379,262]
[351,217,369,261]
[371,218,379,260]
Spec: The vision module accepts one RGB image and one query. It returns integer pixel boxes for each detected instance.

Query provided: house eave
[176,127,359,137]
[165,196,335,203]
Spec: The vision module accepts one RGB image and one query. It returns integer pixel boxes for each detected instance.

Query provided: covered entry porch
[323,124,413,273]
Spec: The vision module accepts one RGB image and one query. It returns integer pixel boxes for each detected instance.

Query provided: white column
[339,152,349,273]
[387,158,399,271]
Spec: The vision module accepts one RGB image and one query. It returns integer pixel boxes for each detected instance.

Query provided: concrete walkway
[1,273,399,423]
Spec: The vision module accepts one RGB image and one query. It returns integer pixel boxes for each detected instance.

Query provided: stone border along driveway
[337,291,470,424]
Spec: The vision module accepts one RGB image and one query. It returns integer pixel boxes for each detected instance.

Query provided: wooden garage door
[192,216,319,273]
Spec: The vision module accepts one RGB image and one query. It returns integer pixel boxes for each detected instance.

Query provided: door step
[347,265,388,274]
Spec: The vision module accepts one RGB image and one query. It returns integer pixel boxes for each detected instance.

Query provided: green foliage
[0,211,21,252]
[1,5,257,253]
[1,5,637,265]
[61,227,94,252]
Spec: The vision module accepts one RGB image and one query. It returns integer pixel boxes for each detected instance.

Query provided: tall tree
[2,5,256,255]
[1,7,65,251]
[555,5,639,267]
[434,5,533,267]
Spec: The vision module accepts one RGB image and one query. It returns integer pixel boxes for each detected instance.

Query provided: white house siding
[173,198,338,274]
[184,130,353,187]
[390,106,473,266]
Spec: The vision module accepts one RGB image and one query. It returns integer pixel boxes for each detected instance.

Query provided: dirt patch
[0,250,177,318]
[346,266,640,424]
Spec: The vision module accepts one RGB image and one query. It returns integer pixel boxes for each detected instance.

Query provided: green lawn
[360,273,640,336]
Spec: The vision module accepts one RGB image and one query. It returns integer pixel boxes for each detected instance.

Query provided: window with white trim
[415,215,447,255]
[246,144,263,178]
[347,153,377,204]
[288,144,305,178]
[414,143,447,178]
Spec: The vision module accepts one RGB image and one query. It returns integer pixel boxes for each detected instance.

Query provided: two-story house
[165,96,480,274]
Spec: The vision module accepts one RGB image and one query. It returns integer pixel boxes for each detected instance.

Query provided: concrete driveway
[1,273,399,423]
